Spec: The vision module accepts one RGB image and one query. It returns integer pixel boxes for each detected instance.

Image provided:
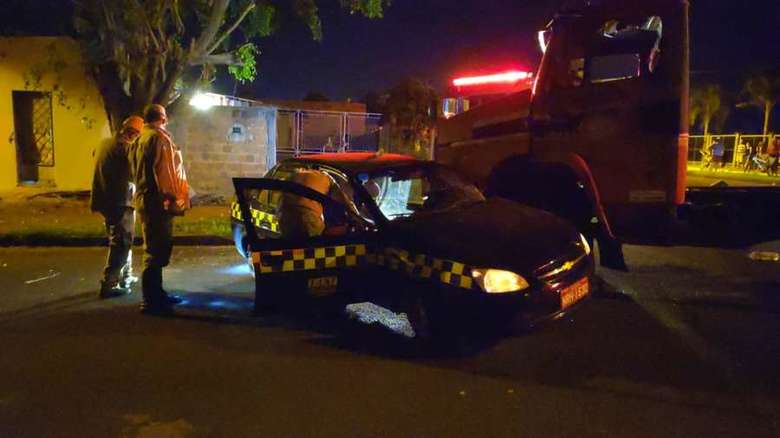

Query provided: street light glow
[189,92,215,110]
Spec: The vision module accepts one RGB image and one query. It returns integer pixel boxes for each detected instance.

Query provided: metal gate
[31,93,55,166]
[12,91,55,167]
[276,109,382,160]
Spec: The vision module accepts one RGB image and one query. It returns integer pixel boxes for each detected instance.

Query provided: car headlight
[471,269,529,294]
[578,234,591,255]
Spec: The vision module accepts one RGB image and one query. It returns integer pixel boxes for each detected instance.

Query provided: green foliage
[384,77,438,129]
[690,84,727,136]
[293,0,323,41]
[340,0,388,18]
[228,43,259,83]
[381,77,438,159]
[743,72,780,107]
[72,0,389,130]
[243,3,276,39]
[741,71,780,135]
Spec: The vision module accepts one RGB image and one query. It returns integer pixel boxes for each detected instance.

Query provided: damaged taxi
[231,152,593,338]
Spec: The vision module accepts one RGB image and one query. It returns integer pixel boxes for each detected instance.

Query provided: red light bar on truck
[452,71,533,87]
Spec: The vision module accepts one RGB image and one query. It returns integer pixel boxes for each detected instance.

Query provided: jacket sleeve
[152,132,177,197]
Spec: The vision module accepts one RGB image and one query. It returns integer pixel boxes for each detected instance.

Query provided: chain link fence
[688,134,775,167]
[276,109,382,162]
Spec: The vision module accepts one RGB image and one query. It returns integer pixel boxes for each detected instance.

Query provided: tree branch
[189,0,231,62]
[207,2,256,55]
[189,52,239,66]
[157,62,186,107]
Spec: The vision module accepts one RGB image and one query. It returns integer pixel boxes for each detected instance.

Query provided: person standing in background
[132,104,189,315]
[90,116,144,298]
[710,137,725,171]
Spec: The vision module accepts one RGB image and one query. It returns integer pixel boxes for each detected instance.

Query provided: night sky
[3,0,780,102]
[228,0,780,101]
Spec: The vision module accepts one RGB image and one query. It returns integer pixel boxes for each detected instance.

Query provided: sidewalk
[0,191,232,246]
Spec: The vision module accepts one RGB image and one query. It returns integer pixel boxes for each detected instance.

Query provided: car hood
[383,198,580,274]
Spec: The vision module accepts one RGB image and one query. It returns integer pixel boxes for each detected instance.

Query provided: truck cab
[436,0,780,261]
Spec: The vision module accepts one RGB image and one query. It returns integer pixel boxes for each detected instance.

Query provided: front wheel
[404,291,455,344]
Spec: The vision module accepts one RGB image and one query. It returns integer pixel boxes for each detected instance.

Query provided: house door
[12,91,55,184]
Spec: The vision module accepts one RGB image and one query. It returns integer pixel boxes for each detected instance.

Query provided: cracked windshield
[363,166,484,220]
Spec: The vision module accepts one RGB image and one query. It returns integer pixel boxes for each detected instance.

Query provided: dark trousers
[139,202,174,304]
[102,207,135,286]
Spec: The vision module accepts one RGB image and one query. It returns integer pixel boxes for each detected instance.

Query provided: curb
[0,235,233,247]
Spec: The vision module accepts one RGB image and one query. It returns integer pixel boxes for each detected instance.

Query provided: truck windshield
[359,165,485,221]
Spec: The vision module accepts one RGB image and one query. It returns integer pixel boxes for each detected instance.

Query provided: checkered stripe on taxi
[368,248,476,290]
[251,244,368,274]
[250,244,476,290]
[231,202,280,233]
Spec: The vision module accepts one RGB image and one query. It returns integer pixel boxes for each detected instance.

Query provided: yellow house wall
[0,37,111,193]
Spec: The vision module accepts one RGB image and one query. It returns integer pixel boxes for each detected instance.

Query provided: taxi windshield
[359,165,485,221]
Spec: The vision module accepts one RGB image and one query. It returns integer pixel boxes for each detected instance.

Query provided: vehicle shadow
[166,291,499,359]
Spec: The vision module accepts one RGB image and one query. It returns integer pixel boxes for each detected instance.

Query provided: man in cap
[90,115,144,298]
[132,104,184,315]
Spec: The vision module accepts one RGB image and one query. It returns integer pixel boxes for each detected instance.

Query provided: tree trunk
[764,101,772,136]
[93,65,134,134]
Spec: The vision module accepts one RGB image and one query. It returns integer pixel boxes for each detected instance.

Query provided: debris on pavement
[24,270,61,284]
[345,302,416,338]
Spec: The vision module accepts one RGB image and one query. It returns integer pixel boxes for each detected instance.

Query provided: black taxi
[231,152,593,338]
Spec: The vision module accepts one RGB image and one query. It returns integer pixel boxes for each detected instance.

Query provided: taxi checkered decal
[368,248,475,290]
[253,245,476,290]
[252,244,368,274]
[231,202,280,233]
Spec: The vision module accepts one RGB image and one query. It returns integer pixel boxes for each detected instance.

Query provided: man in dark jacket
[132,104,183,315]
[90,116,144,298]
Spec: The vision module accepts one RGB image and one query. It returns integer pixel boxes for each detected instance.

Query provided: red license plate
[560,277,589,310]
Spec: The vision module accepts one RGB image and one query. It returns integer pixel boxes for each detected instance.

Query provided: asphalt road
[0,245,778,437]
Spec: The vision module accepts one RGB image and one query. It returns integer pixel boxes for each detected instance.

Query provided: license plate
[307,276,338,296]
[560,277,589,310]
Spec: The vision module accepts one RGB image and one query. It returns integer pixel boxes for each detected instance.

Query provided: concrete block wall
[170,105,276,199]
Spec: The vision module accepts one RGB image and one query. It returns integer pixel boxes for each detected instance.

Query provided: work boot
[140,268,174,315]
[121,274,139,289]
[163,292,184,305]
[99,281,131,299]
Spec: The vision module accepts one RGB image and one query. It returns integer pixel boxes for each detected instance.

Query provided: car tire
[405,293,453,347]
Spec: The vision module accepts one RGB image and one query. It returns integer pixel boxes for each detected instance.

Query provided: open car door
[233,177,385,313]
